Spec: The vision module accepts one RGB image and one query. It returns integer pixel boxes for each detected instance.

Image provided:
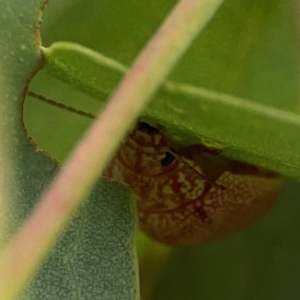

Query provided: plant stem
[0,0,223,299]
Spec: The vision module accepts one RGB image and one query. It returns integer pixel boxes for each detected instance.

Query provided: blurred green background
[24,0,300,299]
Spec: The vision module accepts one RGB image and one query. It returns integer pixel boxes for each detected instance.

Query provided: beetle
[27,91,283,246]
[102,121,283,245]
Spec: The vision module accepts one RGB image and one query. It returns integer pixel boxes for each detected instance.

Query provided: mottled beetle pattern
[103,122,283,246]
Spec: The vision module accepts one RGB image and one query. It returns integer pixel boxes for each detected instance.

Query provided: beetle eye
[161,152,176,166]
[138,122,157,134]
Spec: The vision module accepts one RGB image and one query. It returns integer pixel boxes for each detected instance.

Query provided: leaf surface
[0,1,137,299]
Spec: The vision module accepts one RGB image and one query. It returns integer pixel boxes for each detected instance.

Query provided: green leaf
[42,42,126,103]
[0,1,137,299]
[42,40,300,180]
[38,0,299,110]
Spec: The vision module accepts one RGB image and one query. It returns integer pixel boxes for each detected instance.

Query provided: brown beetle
[103,122,283,245]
